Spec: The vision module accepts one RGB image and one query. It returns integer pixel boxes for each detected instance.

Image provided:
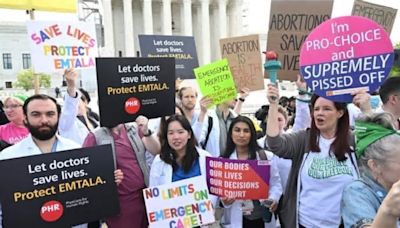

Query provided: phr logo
[40,200,64,222]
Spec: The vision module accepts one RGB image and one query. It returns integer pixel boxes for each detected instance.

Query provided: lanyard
[51,139,58,152]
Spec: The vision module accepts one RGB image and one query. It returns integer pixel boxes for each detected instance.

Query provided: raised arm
[292,74,311,132]
[58,69,80,132]
[266,84,281,137]
[266,84,306,159]
[192,96,213,141]
[233,87,250,114]
[136,115,161,155]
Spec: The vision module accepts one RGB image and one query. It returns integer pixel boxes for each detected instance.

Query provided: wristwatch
[143,129,152,137]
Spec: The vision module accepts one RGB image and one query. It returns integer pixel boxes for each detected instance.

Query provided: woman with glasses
[0,95,29,146]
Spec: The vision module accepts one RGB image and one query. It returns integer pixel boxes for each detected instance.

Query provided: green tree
[389,42,400,77]
[14,69,51,91]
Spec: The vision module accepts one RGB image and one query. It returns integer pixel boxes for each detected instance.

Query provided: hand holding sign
[351,89,372,113]
[221,197,235,206]
[296,74,307,92]
[114,169,124,186]
[264,51,281,85]
[267,84,280,105]
[135,115,150,134]
[200,96,213,112]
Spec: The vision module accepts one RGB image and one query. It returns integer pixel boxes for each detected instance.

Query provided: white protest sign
[26,21,98,73]
[143,176,215,228]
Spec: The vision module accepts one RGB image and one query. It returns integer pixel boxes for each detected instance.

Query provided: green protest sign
[194,59,237,105]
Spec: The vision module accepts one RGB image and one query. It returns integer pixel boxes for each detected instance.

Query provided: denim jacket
[341,172,387,228]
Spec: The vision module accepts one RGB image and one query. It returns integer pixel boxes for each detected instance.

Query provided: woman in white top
[266,85,360,228]
[221,116,282,228]
[149,114,211,186]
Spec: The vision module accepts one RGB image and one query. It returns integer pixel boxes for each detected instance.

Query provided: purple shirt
[83,125,147,228]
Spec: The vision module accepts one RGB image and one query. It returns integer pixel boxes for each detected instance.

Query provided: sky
[246,0,400,45]
[0,0,399,44]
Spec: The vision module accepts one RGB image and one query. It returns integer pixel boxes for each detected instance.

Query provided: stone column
[218,0,227,39]
[143,0,153,34]
[103,0,115,56]
[123,0,135,56]
[182,0,192,35]
[200,0,210,64]
[162,0,172,35]
[228,0,243,36]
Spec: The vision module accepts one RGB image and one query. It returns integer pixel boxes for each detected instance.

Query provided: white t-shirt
[299,136,358,228]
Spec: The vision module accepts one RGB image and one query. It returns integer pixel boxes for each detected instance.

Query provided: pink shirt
[0,122,29,144]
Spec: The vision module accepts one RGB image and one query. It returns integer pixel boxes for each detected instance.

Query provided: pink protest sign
[300,16,394,103]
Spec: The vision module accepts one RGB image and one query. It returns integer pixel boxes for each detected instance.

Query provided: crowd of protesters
[0,68,400,228]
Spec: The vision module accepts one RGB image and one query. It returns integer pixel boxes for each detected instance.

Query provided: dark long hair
[309,94,350,161]
[160,114,199,172]
[157,105,185,148]
[221,116,261,160]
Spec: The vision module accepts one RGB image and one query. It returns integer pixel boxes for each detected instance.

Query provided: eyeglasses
[4,104,22,110]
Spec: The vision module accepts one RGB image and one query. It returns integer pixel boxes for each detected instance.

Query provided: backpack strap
[201,116,213,149]
[257,149,268,160]
[125,123,150,187]
[93,124,150,187]
[92,127,117,169]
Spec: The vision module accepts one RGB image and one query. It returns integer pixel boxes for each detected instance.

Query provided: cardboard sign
[0,145,119,228]
[299,16,394,103]
[220,35,264,91]
[267,0,333,81]
[194,59,237,106]
[206,157,270,200]
[139,35,199,79]
[26,21,98,72]
[143,176,215,228]
[96,57,175,127]
[352,0,397,35]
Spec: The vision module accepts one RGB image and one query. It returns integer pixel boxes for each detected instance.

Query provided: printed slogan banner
[352,0,397,35]
[194,59,237,106]
[139,35,199,79]
[0,145,119,228]
[143,176,215,228]
[26,20,97,72]
[220,34,264,91]
[96,57,175,127]
[299,16,394,103]
[206,157,270,200]
[267,0,333,81]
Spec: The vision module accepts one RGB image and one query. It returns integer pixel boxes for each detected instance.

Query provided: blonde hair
[4,97,24,106]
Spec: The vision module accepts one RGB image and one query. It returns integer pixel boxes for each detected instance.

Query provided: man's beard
[26,121,59,140]
[183,103,195,111]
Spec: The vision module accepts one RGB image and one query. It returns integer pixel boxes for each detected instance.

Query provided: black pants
[88,221,100,228]
[243,217,264,228]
